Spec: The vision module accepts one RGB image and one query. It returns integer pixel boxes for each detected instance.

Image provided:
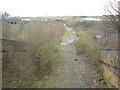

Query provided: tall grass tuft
[35,41,60,76]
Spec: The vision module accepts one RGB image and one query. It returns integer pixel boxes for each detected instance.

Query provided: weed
[75,30,100,64]
[97,74,104,82]
[11,76,21,88]
[35,41,60,77]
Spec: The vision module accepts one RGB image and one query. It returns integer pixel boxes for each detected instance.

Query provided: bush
[75,30,100,64]
[35,41,60,76]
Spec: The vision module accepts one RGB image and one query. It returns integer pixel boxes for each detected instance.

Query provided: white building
[80,18,102,22]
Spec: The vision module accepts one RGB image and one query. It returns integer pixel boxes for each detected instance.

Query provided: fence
[2,39,33,88]
[1,39,27,64]
[101,48,120,88]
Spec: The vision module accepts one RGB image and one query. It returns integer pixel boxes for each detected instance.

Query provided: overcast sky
[0,0,117,17]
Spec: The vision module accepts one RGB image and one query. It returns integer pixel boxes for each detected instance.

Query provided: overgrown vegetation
[66,19,102,64]
[2,20,65,88]
[75,30,100,64]
[35,41,60,76]
[67,16,118,87]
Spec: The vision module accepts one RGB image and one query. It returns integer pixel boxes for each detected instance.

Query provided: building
[21,19,31,24]
[7,18,31,24]
[54,18,66,22]
[80,18,102,22]
[7,18,21,24]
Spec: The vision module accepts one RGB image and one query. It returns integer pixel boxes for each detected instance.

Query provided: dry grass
[2,21,65,88]
[75,30,100,64]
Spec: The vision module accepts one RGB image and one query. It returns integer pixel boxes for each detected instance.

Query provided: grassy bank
[75,30,100,64]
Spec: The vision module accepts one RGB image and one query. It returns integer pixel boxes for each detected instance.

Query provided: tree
[2,12,10,20]
[2,12,11,39]
[104,0,119,32]
[102,0,120,48]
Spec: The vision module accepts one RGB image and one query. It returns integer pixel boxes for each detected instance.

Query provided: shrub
[35,41,60,76]
[75,30,100,64]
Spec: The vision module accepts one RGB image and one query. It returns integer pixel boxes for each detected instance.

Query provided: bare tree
[2,12,10,20]
[104,0,120,32]
[103,0,120,48]
[2,12,11,39]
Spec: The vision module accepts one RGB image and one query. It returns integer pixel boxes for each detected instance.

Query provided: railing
[1,39,27,64]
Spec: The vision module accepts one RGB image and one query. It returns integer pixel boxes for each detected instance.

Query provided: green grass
[11,76,21,88]
[35,41,60,75]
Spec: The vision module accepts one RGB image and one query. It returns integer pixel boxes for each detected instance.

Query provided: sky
[0,0,116,17]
